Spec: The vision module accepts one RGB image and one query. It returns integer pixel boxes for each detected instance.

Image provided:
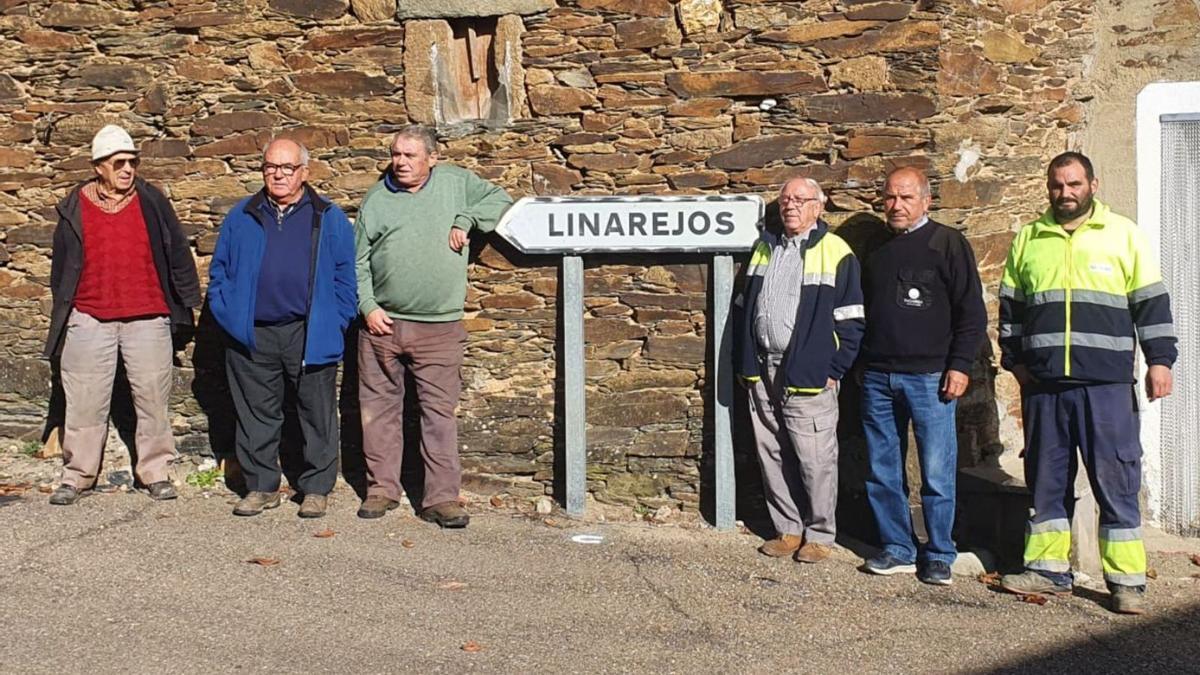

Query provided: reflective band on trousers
[1100,527,1147,585]
[1024,518,1071,573]
[1023,332,1136,352]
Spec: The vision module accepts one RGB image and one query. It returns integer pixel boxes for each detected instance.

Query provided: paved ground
[2,454,1200,673]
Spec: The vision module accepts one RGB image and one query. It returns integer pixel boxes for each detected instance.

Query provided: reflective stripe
[833,304,864,321]
[786,386,824,395]
[1023,332,1135,351]
[1028,518,1070,535]
[1028,289,1066,306]
[1136,323,1176,341]
[1027,559,1072,573]
[801,272,836,287]
[999,323,1022,338]
[1098,526,1142,542]
[1072,289,1129,309]
[1128,280,1167,303]
[1104,572,1147,586]
[1000,285,1025,302]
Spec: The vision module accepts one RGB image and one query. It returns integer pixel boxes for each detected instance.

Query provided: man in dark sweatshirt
[858,167,986,585]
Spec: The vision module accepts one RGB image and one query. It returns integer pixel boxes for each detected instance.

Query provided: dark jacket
[207,185,357,367]
[736,221,865,394]
[45,178,201,358]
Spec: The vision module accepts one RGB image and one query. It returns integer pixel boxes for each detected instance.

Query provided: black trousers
[226,322,338,495]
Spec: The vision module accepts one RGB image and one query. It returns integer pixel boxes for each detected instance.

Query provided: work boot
[357,495,400,519]
[794,542,833,564]
[147,481,177,501]
[232,491,282,516]
[49,484,81,506]
[1110,585,1147,615]
[758,534,803,558]
[419,501,470,528]
[298,494,328,519]
[999,570,1072,596]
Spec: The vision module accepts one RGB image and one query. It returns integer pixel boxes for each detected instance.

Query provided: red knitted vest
[73,192,169,320]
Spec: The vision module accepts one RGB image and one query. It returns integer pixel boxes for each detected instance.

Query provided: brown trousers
[358,319,466,508]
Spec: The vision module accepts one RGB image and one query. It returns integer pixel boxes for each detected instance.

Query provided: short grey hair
[264,136,310,165]
[780,176,827,204]
[392,124,438,154]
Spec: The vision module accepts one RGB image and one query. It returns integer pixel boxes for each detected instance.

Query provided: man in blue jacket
[736,177,865,564]
[208,138,357,518]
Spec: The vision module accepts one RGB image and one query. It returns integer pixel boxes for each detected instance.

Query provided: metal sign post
[496,195,764,529]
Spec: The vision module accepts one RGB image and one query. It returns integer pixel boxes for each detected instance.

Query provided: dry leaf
[313,529,336,539]
[1019,593,1048,606]
[461,641,484,653]
[489,495,505,508]
[1190,553,1200,567]
[155,513,173,520]
[544,518,563,528]
[0,482,32,495]
[1190,572,1200,579]
[37,484,53,494]
[1146,567,1158,580]
[401,538,415,548]
[438,581,467,591]
[978,572,1002,585]
[245,557,281,567]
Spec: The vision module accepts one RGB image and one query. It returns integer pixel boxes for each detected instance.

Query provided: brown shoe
[419,501,470,528]
[758,534,803,558]
[298,494,327,519]
[233,491,282,516]
[357,495,400,519]
[795,542,833,564]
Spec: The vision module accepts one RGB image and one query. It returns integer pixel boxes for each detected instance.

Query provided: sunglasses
[106,157,141,170]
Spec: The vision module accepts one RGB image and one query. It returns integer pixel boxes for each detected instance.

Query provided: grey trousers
[59,310,176,489]
[747,358,840,544]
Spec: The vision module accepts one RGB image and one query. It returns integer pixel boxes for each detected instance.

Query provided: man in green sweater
[354,125,512,526]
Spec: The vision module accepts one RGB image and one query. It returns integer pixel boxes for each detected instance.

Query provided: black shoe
[147,481,178,501]
[49,484,81,506]
[918,560,953,586]
[862,553,917,575]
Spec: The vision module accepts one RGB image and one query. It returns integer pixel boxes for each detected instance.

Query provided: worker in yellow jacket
[997,151,1177,615]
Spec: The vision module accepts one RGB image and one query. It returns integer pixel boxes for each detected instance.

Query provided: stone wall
[0,0,1100,517]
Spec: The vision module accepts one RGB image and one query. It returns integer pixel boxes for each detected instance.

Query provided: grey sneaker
[49,484,81,506]
[147,481,177,501]
[298,494,327,519]
[232,491,282,517]
[999,570,1072,595]
[1110,586,1146,615]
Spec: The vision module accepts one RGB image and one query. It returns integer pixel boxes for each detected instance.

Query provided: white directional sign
[496,195,763,254]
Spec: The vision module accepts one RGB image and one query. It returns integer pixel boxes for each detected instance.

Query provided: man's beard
[1052,193,1093,222]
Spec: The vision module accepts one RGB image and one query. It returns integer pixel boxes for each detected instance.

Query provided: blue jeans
[862,370,958,565]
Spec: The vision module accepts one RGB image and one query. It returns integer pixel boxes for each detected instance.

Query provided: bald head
[882,167,931,231]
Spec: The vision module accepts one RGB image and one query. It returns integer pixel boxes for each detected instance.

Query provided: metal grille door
[1158,115,1200,536]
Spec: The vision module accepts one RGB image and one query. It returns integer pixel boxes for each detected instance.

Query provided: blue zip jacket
[208,186,357,366]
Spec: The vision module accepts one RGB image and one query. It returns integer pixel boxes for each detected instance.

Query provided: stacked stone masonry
[0,0,1099,511]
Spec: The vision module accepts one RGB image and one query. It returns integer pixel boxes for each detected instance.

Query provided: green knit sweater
[355,164,512,322]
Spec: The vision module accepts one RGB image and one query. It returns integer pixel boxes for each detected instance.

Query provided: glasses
[106,157,140,170]
[779,196,820,206]
[262,163,302,176]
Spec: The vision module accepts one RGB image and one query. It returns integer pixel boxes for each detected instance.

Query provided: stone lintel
[396,0,554,19]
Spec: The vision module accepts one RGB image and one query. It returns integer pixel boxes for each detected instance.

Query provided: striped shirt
[754,231,810,353]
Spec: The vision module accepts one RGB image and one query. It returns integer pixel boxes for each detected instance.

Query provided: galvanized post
[712,254,735,530]
[563,255,586,517]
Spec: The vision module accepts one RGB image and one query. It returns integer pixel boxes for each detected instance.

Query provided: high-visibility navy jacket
[999,199,1177,384]
[736,221,865,394]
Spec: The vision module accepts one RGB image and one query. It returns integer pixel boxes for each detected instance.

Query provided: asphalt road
[2,482,1199,674]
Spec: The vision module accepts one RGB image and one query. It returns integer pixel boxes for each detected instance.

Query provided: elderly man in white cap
[44,124,200,505]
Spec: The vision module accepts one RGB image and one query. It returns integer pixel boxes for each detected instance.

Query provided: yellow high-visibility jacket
[998,200,1177,383]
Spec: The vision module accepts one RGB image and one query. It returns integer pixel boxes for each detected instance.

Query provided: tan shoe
[758,534,803,557]
[357,495,400,519]
[298,494,327,519]
[795,542,833,564]
[419,501,470,528]
[233,491,282,516]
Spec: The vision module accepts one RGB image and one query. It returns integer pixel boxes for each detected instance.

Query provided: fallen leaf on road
[438,581,467,591]
[313,529,336,539]
[1019,594,1048,606]
[37,484,53,494]
[489,495,505,508]
[1190,554,1200,567]
[245,557,281,567]
[401,538,415,548]
[1146,567,1158,580]
[1191,573,1200,579]
[155,513,174,520]
[461,641,484,653]
[0,482,32,495]
[978,572,1002,586]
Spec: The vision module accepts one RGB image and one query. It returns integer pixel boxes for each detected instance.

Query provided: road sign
[496,195,763,254]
